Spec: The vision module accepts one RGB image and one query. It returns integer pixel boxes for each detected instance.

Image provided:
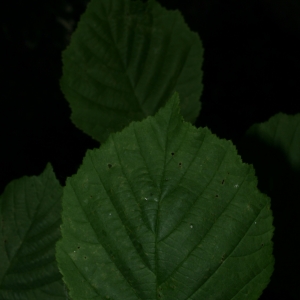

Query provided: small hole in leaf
[221,179,224,184]
[107,163,112,168]
[77,246,80,249]
[84,256,87,260]
[215,194,219,198]
[171,152,175,156]
[179,162,182,167]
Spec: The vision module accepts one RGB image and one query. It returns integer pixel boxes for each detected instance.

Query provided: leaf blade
[61,0,204,142]
[0,164,65,299]
[57,93,274,300]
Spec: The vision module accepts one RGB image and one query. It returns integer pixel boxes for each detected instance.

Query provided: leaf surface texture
[57,93,274,300]
[61,0,204,142]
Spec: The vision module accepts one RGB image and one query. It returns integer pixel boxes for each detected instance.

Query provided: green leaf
[61,0,204,142]
[56,93,274,300]
[246,113,300,171]
[0,164,66,299]
[236,113,300,299]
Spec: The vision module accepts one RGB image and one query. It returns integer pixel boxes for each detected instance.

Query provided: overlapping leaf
[246,113,300,171]
[61,0,204,142]
[237,113,300,299]
[57,93,274,300]
[0,164,66,299]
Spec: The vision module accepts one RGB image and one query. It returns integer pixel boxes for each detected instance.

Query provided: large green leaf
[61,0,204,142]
[236,113,300,299]
[0,164,66,299]
[56,93,274,300]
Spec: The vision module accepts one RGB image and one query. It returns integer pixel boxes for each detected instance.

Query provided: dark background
[1,0,300,299]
